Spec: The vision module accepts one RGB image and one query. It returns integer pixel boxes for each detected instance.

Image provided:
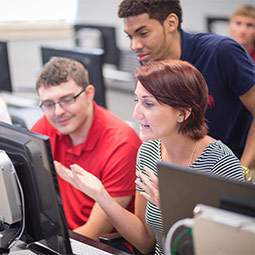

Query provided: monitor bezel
[0,121,72,254]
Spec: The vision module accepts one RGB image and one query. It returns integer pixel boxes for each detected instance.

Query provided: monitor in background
[206,16,229,36]
[74,24,120,67]
[157,161,255,237]
[41,46,107,108]
[73,23,140,94]
[0,121,72,254]
[0,41,12,92]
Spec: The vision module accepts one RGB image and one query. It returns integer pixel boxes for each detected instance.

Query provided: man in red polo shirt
[31,57,141,241]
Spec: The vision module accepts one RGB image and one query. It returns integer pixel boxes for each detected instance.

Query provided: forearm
[239,86,255,169]
[97,189,155,254]
[55,163,155,253]
[73,216,114,240]
[240,118,255,169]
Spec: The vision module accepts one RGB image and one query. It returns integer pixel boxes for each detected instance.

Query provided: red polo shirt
[31,101,141,229]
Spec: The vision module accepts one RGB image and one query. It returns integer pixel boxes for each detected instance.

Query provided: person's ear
[177,108,192,122]
[85,85,95,102]
[164,13,179,32]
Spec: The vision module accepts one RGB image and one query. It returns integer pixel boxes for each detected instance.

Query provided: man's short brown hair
[36,57,89,90]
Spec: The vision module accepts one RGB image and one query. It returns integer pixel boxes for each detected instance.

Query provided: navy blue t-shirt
[181,30,255,158]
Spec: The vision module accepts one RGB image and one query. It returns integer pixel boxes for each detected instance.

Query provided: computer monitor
[0,121,72,254]
[206,16,229,36]
[0,150,22,225]
[40,46,107,108]
[157,161,255,237]
[74,24,120,67]
[0,41,12,92]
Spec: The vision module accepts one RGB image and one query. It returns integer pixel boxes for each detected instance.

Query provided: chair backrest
[118,50,140,74]
[11,114,27,129]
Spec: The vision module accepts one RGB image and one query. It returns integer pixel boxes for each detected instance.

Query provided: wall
[0,22,74,92]
[2,0,253,92]
[76,0,254,50]
[181,0,254,33]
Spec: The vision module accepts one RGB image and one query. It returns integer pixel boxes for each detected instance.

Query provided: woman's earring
[178,117,182,122]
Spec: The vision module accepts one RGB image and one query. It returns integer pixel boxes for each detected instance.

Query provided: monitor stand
[0,223,20,253]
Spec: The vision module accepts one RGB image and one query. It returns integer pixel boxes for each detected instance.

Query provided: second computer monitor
[158,161,255,238]
[41,46,107,108]
[74,24,120,67]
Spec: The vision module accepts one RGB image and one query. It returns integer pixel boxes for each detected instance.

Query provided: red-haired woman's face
[133,81,181,142]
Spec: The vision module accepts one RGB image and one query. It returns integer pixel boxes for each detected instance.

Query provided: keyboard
[70,238,114,255]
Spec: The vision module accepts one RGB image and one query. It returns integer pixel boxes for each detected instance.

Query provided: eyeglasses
[39,89,85,112]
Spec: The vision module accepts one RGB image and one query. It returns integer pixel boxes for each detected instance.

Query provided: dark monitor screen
[0,121,72,254]
[41,46,107,108]
[0,41,12,92]
[157,161,255,237]
[74,24,120,67]
[206,16,229,35]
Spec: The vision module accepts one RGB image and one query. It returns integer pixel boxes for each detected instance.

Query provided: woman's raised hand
[54,161,104,201]
[136,166,160,208]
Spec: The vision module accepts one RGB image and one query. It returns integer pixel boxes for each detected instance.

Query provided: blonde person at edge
[228,4,255,62]
[55,60,244,255]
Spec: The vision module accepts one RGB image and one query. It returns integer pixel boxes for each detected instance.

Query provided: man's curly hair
[118,0,182,31]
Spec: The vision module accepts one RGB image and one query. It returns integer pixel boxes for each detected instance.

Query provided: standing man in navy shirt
[118,0,255,170]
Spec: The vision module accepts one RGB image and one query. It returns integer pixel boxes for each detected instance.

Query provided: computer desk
[9,230,130,254]
[69,230,130,255]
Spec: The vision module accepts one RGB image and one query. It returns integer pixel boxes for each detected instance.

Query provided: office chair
[11,114,27,129]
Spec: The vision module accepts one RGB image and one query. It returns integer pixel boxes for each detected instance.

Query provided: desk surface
[9,230,129,255]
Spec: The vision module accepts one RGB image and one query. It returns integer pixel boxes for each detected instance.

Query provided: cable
[7,167,25,249]
[165,218,194,255]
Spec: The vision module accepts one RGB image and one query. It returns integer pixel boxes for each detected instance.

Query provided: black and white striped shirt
[136,139,244,255]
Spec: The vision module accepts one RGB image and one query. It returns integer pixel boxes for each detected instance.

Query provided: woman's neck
[161,135,214,166]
